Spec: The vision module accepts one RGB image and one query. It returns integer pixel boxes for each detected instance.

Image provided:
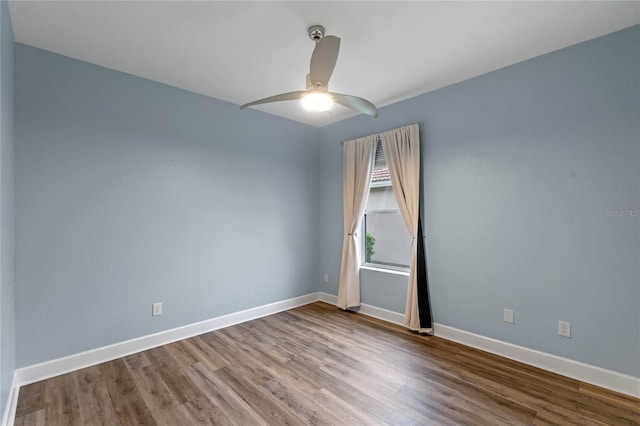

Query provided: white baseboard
[3,292,637,426]
[318,292,405,326]
[318,292,338,305]
[9,292,319,399]
[359,303,406,326]
[320,292,639,398]
[434,323,640,398]
[1,373,19,426]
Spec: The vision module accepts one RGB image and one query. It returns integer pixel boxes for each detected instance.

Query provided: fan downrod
[307,25,325,42]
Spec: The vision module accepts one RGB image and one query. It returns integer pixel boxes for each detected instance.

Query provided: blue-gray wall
[8,21,640,383]
[15,44,319,367]
[0,0,16,418]
[318,26,640,377]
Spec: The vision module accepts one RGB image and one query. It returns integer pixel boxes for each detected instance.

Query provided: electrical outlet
[152,302,162,316]
[503,308,514,324]
[323,273,329,283]
[558,320,571,338]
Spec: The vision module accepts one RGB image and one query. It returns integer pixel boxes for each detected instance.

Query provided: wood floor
[14,302,639,425]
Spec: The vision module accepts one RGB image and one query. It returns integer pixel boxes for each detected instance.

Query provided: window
[362,141,411,271]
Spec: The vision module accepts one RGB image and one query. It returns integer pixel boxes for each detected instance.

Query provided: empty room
[0,1,639,425]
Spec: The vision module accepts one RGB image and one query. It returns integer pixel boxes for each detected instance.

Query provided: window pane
[363,141,410,271]
[364,211,410,268]
[366,185,396,210]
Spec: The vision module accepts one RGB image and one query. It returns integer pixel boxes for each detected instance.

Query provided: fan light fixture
[240,25,378,118]
[301,90,333,112]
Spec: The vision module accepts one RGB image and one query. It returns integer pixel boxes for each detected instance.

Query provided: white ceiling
[8,1,640,127]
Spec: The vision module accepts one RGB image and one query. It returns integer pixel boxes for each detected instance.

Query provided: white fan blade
[330,92,378,117]
[309,36,340,89]
[241,91,306,109]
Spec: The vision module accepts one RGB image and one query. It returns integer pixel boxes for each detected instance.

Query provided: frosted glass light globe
[301,91,334,112]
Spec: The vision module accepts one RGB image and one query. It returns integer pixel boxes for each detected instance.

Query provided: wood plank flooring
[14,302,640,425]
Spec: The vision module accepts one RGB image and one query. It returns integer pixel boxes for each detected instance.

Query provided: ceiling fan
[241,25,378,118]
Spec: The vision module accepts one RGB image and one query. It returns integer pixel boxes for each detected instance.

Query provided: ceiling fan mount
[241,25,378,118]
[307,25,325,42]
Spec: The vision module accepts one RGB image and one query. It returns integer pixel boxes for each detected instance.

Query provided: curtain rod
[340,121,423,145]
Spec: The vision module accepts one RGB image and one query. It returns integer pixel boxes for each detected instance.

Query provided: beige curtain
[380,124,430,332]
[337,136,377,309]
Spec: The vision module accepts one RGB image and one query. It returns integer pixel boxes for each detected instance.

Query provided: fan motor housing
[308,25,325,41]
[305,74,328,91]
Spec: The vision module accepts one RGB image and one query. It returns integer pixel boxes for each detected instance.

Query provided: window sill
[360,265,410,277]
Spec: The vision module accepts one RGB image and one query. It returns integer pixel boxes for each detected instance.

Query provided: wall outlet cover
[152,302,162,316]
[558,320,571,338]
[503,308,514,324]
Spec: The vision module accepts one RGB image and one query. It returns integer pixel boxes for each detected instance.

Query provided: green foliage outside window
[365,233,376,263]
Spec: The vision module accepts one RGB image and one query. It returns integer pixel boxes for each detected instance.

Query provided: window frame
[360,209,410,273]
[360,144,410,273]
